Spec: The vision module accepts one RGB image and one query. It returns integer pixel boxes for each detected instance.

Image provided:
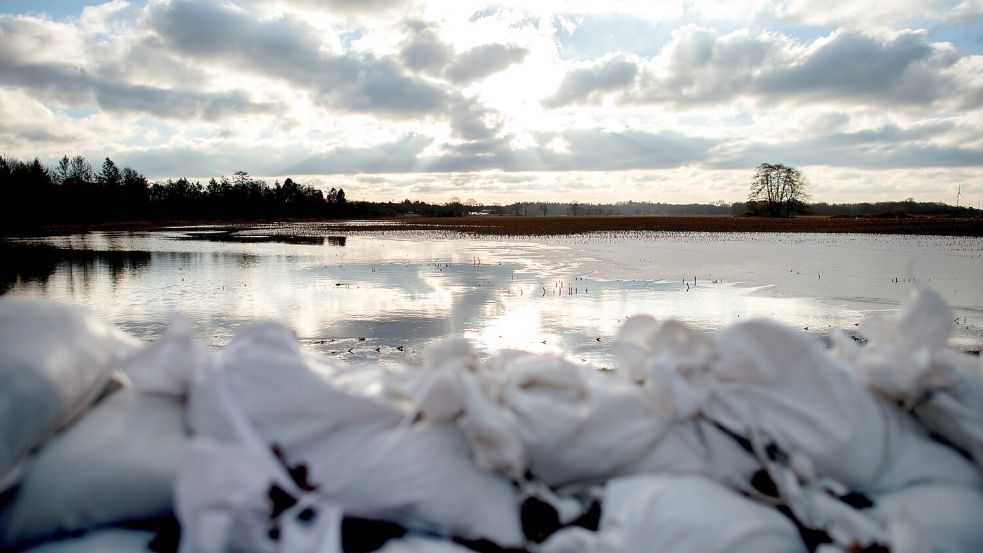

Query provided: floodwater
[2,223,981,368]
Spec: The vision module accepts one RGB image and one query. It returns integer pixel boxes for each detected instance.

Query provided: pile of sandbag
[1,287,981,553]
[0,299,181,552]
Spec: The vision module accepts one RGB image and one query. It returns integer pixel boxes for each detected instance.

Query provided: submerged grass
[10,215,983,238]
[307,215,983,237]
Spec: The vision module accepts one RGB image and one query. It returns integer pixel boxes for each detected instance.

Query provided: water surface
[3,224,981,368]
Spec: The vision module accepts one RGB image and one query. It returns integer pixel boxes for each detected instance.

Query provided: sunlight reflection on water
[3,224,981,368]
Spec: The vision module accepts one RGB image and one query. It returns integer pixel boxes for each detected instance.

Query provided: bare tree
[67,155,93,183]
[747,163,809,217]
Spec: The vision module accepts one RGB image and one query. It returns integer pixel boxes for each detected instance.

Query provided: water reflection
[0,241,152,294]
[2,225,981,367]
[176,228,347,247]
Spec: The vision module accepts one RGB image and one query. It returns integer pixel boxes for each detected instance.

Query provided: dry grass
[21,215,983,237]
[314,215,983,237]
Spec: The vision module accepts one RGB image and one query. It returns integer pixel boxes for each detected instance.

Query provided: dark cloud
[398,20,528,83]
[280,121,982,176]
[542,55,638,108]
[148,1,449,118]
[532,129,713,171]
[116,146,226,178]
[291,0,402,13]
[709,123,983,169]
[448,97,502,141]
[278,128,717,174]
[0,56,275,121]
[105,35,212,87]
[239,0,404,16]
[0,12,276,120]
[0,123,80,150]
[631,27,779,106]
[284,134,434,174]
[117,142,309,179]
[443,43,528,83]
[430,128,717,172]
[751,31,954,105]
[544,28,978,110]
[400,23,453,72]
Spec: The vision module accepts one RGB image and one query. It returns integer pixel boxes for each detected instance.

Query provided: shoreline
[5,214,983,237]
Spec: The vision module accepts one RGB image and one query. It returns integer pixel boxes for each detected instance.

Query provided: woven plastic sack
[0,298,137,490]
[186,322,523,546]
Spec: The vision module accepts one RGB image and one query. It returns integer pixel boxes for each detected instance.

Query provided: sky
[1,1,982,205]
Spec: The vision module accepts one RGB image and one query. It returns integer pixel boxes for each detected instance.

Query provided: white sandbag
[840,286,954,399]
[385,339,477,422]
[386,340,527,479]
[0,298,138,489]
[445,347,759,490]
[612,317,762,485]
[835,287,983,470]
[537,527,601,553]
[453,371,527,479]
[702,318,979,494]
[19,529,155,553]
[615,316,716,412]
[495,351,670,488]
[909,356,983,469]
[615,418,761,488]
[0,387,187,548]
[187,322,523,546]
[118,314,211,398]
[539,474,806,553]
[176,439,344,553]
[375,536,475,553]
[178,440,478,553]
[871,484,983,553]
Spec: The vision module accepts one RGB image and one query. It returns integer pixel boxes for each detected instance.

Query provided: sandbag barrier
[0,288,981,553]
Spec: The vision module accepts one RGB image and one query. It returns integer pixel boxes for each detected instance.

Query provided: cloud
[448,97,503,140]
[542,54,639,107]
[115,146,227,177]
[0,15,84,64]
[543,26,981,111]
[0,54,276,121]
[279,127,717,174]
[398,21,528,83]
[148,1,450,118]
[443,43,528,83]
[750,30,955,105]
[0,11,277,121]
[234,0,407,18]
[79,0,131,34]
[400,21,453,71]
[429,128,718,172]
[284,133,434,174]
[0,90,83,151]
[285,0,404,14]
[709,123,983,169]
[773,0,951,28]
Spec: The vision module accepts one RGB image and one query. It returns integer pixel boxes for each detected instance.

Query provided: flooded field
[2,223,981,367]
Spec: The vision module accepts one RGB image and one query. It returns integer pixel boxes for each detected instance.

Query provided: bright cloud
[0,0,981,204]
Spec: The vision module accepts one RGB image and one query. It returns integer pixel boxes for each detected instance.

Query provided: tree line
[0,154,352,228]
[0,154,977,231]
